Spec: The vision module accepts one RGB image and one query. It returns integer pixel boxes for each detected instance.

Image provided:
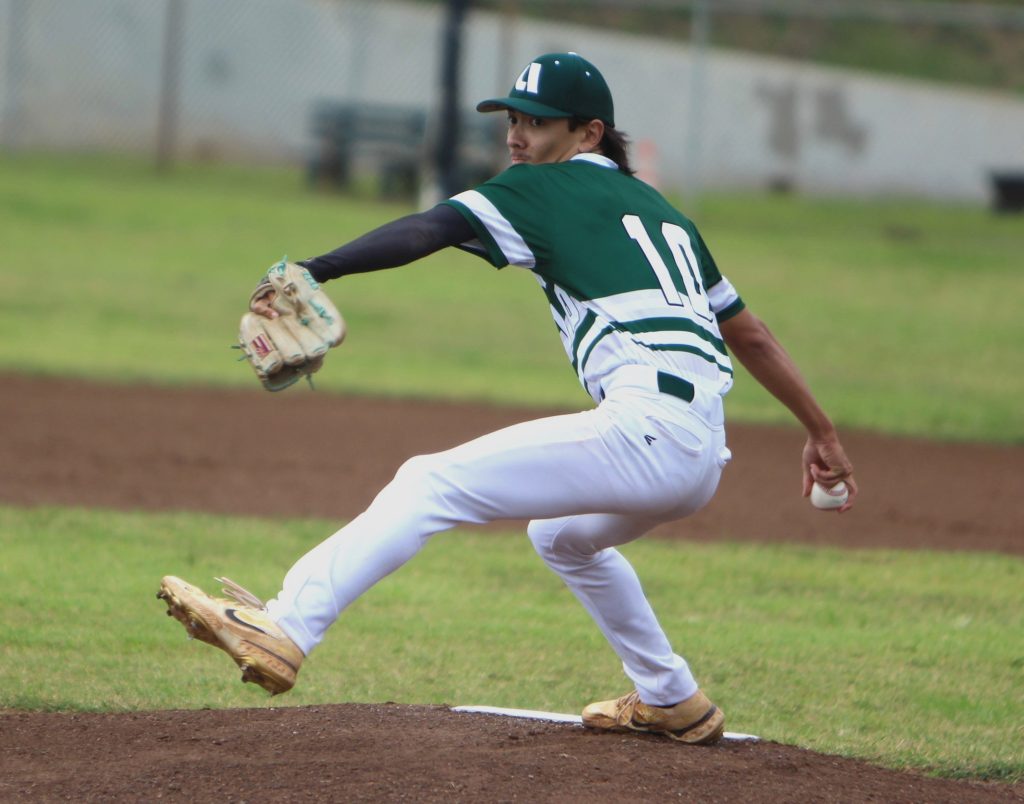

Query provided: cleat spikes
[240,665,258,685]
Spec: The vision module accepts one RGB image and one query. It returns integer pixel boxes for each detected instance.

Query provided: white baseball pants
[267,368,731,705]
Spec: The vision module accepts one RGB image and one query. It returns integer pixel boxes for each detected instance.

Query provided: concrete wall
[2,0,1022,202]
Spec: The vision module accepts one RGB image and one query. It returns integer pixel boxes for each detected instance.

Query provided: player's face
[506,112,588,165]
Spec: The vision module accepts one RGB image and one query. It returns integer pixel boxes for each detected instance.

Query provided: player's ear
[580,119,605,153]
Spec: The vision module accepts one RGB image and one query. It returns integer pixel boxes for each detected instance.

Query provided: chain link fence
[1,1,451,156]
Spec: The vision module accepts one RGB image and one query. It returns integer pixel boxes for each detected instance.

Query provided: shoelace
[217,576,265,610]
[615,690,643,724]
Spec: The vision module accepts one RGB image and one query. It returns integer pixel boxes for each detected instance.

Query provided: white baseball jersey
[445,153,745,403]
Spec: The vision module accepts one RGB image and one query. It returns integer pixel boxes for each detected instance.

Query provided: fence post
[683,0,710,213]
[435,0,469,199]
[2,0,30,150]
[156,0,185,171]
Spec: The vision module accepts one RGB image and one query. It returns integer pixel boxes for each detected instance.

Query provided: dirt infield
[2,373,1022,801]
[4,373,1022,553]
[3,705,1021,803]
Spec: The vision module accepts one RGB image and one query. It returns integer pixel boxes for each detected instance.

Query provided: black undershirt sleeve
[300,203,477,283]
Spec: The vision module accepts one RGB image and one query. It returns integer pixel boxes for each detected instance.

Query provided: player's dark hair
[570,118,635,175]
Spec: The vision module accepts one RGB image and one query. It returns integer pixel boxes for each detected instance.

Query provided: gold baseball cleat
[582,689,724,744]
[157,575,303,695]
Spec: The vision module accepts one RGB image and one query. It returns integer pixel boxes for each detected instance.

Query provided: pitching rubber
[452,706,759,742]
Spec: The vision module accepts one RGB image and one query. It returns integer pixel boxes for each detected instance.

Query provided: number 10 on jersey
[622,215,713,323]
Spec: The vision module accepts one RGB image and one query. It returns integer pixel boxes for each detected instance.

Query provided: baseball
[810,481,848,510]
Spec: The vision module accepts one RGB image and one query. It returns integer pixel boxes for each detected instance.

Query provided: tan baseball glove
[238,258,346,391]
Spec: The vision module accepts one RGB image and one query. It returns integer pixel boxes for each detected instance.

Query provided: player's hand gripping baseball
[802,435,857,513]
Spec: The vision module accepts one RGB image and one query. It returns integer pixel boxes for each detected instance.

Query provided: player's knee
[528,518,595,563]
[394,452,440,481]
[388,453,446,502]
[527,519,558,557]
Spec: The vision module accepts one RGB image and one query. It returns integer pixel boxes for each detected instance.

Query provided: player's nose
[506,123,524,149]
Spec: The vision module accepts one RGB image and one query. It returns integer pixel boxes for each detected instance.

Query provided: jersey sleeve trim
[443,190,537,269]
[441,198,508,268]
[715,297,746,323]
[707,275,742,315]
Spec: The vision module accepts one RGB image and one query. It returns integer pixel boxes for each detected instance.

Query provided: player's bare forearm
[719,308,856,507]
[719,309,834,439]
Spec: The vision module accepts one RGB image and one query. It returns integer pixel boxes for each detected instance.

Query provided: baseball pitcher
[160,52,857,745]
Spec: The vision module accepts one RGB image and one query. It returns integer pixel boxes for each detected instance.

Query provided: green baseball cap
[476,52,615,127]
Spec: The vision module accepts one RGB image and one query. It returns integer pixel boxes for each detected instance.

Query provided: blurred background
[2,0,1023,208]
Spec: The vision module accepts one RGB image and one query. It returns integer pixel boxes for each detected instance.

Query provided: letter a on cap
[515,62,541,94]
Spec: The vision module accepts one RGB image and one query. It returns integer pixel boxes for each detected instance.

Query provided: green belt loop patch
[656,372,696,404]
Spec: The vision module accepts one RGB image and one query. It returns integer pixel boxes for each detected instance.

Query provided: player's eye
[529,117,545,127]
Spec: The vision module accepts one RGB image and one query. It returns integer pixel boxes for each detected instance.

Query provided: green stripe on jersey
[645,343,734,374]
[570,309,599,372]
[619,316,728,355]
[575,323,733,376]
[577,324,616,375]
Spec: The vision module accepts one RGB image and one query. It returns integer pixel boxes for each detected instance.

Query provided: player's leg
[527,512,697,705]
[528,511,727,743]
[266,395,720,655]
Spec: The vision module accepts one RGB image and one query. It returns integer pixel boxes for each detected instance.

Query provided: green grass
[2,154,1020,788]
[695,193,1024,441]
[1,505,1021,782]
[1,153,1022,441]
